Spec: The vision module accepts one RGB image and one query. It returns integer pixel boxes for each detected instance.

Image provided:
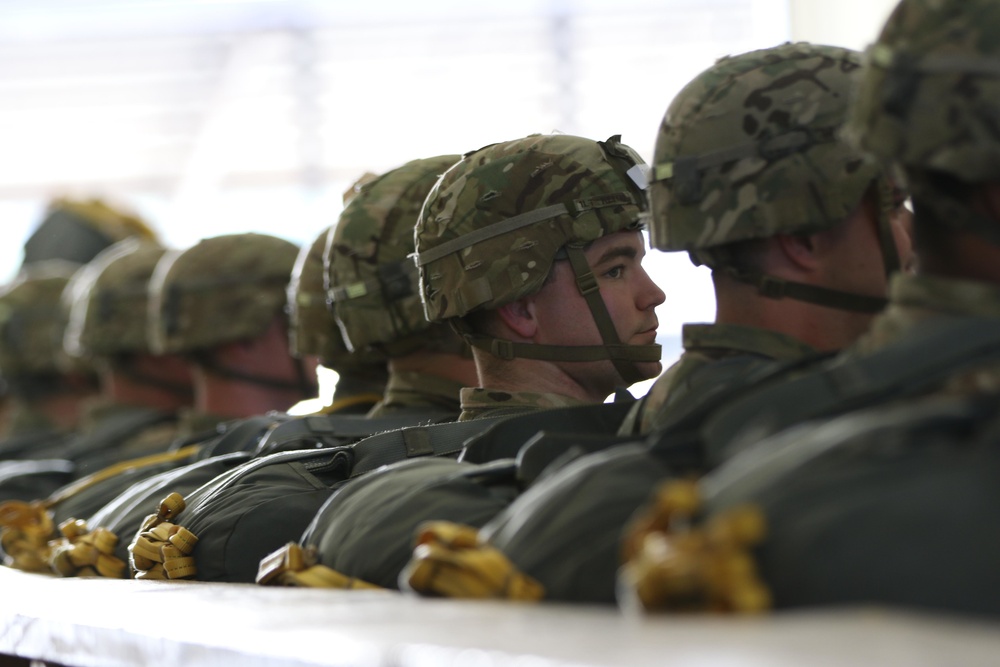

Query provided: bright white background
[0,0,899,398]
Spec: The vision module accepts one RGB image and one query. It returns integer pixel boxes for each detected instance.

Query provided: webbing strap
[412,193,637,268]
[868,43,1000,77]
[727,269,888,314]
[348,415,510,478]
[874,177,902,277]
[46,444,201,509]
[564,243,648,385]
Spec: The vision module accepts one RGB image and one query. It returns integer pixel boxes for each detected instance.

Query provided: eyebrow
[592,244,639,266]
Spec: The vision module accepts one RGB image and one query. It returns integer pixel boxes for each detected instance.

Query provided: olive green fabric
[626,324,818,436]
[457,388,590,422]
[366,370,463,418]
[148,233,300,354]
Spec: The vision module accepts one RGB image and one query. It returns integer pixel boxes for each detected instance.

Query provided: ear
[494,297,538,340]
[774,232,820,272]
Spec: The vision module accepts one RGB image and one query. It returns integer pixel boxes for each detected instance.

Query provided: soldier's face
[529,230,665,399]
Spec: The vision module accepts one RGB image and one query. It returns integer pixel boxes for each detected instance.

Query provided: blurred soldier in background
[148,232,312,420]
[56,239,196,476]
[287,226,387,416]
[326,155,476,420]
[414,133,664,420]
[0,262,99,457]
[20,196,158,269]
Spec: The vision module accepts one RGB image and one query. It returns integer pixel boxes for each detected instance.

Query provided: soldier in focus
[414,133,665,420]
[397,44,914,606]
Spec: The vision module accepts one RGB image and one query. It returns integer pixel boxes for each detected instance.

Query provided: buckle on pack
[757,276,787,299]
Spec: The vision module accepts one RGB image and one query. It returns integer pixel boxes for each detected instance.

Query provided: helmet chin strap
[192,352,318,397]
[704,176,901,315]
[453,243,661,387]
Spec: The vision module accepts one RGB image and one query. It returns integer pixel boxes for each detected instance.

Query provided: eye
[604,265,625,279]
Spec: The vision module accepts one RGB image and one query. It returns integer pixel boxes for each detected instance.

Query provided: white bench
[1,567,998,667]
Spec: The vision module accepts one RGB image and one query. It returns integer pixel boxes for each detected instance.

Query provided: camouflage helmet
[414,133,659,383]
[650,42,900,313]
[847,0,1000,242]
[63,239,166,359]
[325,155,461,356]
[148,233,300,354]
[22,196,158,269]
[288,225,383,366]
[0,261,81,380]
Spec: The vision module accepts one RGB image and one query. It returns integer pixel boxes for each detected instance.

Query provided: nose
[636,263,666,311]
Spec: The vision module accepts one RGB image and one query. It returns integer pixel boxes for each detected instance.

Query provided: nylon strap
[564,244,649,385]
[726,269,888,314]
[412,192,637,268]
[874,177,902,276]
[650,126,840,184]
[868,43,1000,77]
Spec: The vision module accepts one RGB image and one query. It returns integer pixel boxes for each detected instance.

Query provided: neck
[193,368,306,419]
[102,355,192,412]
[388,349,480,387]
[474,352,605,403]
[714,282,867,352]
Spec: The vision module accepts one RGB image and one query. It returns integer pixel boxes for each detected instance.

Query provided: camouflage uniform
[457,387,590,422]
[664,0,1000,617]
[628,324,817,435]
[368,371,464,418]
[624,42,902,437]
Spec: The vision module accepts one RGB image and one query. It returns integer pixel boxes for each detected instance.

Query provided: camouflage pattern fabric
[148,233,300,354]
[0,262,80,379]
[629,324,818,435]
[457,388,590,422]
[416,133,647,321]
[847,273,1000,396]
[366,371,463,418]
[648,42,881,257]
[326,156,461,356]
[22,197,158,269]
[847,0,1000,185]
[63,240,166,358]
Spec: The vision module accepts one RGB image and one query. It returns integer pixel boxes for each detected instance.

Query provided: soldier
[414,133,665,419]
[286,225,387,415]
[397,43,914,605]
[56,239,196,475]
[622,41,913,437]
[148,232,312,420]
[326,155,477,419]
[0,262,100,458]
[21,196,158,269]
[621,0,1000,616]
